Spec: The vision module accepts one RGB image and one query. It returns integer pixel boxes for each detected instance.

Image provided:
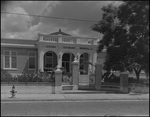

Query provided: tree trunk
[135,72,140,82]
[145,71,149,80]
[134,68,142,83]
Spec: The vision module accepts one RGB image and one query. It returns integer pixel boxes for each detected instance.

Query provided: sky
[1,1,122,40]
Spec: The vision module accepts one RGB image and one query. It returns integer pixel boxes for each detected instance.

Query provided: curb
[1,98,149,102]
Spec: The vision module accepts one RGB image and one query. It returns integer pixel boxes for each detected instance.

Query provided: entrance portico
[37,46,97,74]
[36,29,98,84]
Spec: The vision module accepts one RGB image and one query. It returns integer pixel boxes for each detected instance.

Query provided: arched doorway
[79,53,89,74]
[44,51,57,72]
[79,53,90,85]
[62,53,75,73]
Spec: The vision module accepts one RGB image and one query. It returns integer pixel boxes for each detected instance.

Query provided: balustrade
[38,34,98,45]
[43,36,58,42]
[62,37,74,43]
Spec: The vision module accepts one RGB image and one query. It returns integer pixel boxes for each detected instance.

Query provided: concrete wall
[1,83,55,94]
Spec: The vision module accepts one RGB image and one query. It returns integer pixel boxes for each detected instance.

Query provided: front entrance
[79,53,92,85]
[62,53,75,74]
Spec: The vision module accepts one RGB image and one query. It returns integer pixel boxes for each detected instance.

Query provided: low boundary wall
[1,82,55,94]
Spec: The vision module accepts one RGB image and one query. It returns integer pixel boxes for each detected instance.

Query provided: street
[1,100,149,116]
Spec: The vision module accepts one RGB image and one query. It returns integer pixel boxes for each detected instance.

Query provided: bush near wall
[101,71,149,94]
[129,83,149,94]
[1,69,54,83]
[102,72,120,83]
[102,71,148,83]
[1,69,12,82]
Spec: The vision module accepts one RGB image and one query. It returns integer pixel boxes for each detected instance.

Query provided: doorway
[62,53,74,73]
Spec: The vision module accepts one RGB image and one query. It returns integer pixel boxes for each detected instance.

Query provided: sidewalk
[1,93,149,101]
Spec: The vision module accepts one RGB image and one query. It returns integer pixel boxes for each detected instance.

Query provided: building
[1,29,148,85]
[1,29,107,84]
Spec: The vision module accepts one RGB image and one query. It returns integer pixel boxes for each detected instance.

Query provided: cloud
[40,1,106,38]
[1,1,118,39]
[2,6,33,33]
[111,1,123,6]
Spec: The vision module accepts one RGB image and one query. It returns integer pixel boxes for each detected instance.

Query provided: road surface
[1,100,149,116]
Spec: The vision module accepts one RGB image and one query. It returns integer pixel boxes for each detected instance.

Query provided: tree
[91,1,149,81]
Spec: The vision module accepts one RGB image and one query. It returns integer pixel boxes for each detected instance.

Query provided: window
[29,52,36,69]
[4,51,17,69]
[44,52,53,68]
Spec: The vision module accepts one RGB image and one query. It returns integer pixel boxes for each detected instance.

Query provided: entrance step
[79,86,95,90]
[62,90,120,94]
[79,85,120,91]
[62,85,74,90]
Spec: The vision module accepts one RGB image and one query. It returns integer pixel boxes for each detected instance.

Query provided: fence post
[120,72,129,93]
[72,57,79,90]
[95,62,102,90]
[54,66,62,94]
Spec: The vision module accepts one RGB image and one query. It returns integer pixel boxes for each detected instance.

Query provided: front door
[79,53,89,85]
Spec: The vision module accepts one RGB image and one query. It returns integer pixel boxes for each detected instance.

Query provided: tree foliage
[91,1,149,80]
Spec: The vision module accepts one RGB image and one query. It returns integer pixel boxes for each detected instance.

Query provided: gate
[79,73,95,86]
[79,75,89,85]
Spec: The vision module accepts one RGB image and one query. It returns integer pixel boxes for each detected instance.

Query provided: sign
[80,47,89,50]
[63,46,75,49]
[46,45,56,48]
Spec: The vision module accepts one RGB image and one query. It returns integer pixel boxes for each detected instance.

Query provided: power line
[1,11,99,23]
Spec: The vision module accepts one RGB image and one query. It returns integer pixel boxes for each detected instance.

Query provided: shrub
[1,69,54,83]
[128,77,149,83]
[42,72,50,82]
[102,71,148,84]
[17,71,44,82]
[102,72,120,83]
[129,85,149,94]
[17,74,25,82]
[128,77,137,83]
[1,69,12,82]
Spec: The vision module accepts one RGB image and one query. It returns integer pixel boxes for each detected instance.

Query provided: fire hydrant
[10,85,17,97]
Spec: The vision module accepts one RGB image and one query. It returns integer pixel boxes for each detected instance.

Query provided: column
[100,59,105,74]
[95,61,102,90]
[76,52,80,62]
[89,54,92,73]
[72,57,79,90]
[38,49,44,72]
[58,52,62,67]
[93,52,97,72]
[120,72,129,93]
[55,66,62,94]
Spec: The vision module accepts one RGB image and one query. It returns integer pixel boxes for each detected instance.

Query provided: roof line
[1,38,37,41]
[39,33,98,39]
[1,43,36,48]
